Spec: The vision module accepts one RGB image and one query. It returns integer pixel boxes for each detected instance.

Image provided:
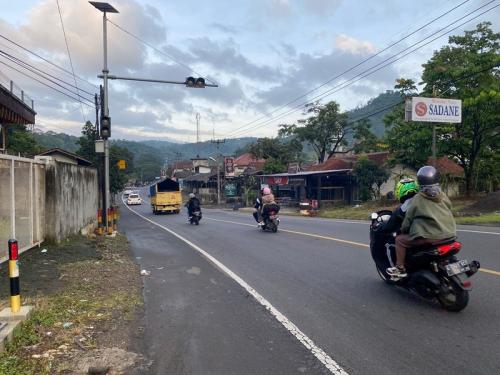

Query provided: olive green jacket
[401,191,456,240]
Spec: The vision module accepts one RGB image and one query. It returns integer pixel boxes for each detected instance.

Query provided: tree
[248,136,303,173]
[352,119,385,154]
[280,101,350,164]
[109,144,134,194]
[420,22,500,195]
[6,125,43,157]
[354,156,390,201]
[76,121,99,166]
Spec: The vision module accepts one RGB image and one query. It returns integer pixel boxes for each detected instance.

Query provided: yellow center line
[204,217,500,278]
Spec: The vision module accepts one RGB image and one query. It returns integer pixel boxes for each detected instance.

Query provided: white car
[123,189,133,198]
[127,193,142,205]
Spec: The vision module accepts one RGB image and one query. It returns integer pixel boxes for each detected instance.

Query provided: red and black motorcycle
[261,204,280,233]
[370,210,480,312]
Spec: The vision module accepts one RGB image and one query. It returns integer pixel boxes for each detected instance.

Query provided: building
[234,153,265,176]
[36,148,92,166]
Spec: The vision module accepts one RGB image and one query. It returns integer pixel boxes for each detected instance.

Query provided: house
[36,148,92,166]
[234,153,265,176]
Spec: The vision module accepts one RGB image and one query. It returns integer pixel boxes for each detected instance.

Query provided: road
[120,195,500,375]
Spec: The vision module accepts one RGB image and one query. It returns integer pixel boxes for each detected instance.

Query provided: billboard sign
[267,176,289,185]
[224,182,237,197]
[224,157,235,178]
[411,97,461,123]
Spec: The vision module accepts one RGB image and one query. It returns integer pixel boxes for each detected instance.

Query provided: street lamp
[209,156,221,206]
[90,1,118,232]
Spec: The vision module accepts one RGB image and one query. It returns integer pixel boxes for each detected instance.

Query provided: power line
[0,50,95,97]
[0,33,98,90]
[0,52,94,104]
[107,19,218,86]
[226,0,472,137]
[0,59,94,107]
[227,1,499,138]
[56,0,86,122]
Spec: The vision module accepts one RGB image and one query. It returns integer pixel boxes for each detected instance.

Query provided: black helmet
[417,165,439,186]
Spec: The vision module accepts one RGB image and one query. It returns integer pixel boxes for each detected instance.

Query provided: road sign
[117,159,126,170]
[411,97,462,123]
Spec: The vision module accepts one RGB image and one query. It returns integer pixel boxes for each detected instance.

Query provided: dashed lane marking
[122,200,349,375]
[203,217,500,278]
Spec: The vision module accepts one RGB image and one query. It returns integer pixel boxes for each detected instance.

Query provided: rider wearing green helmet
[378,177,419,234]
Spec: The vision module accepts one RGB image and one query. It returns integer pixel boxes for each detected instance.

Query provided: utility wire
[0,59,94,107]
[107,19,218,85]
[227,1,499,138]
[0,50,95,97]
[0,52,94,104]
[0,33,98,90]
[227,0,472,136]
[56,0,86,122]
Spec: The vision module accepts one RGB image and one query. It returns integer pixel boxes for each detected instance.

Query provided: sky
[0,0,498,143]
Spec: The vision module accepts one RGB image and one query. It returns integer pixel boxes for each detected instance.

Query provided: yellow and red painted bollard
[113,206,118,232]
[8,239,20,313]
[107,207,113,235]
[97,209,104,235]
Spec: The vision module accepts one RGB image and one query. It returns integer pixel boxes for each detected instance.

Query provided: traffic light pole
[102,11,110,230]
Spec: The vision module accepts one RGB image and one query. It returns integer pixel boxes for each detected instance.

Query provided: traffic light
[101,115,111,139]
[185,77,206,88]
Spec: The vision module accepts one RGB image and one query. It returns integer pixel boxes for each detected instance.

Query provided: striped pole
[8,239,20,313]
[112,206,118,232]
[97,209,103,235]
[107,208,113,235]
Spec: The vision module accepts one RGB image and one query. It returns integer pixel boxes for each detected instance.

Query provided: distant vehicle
[123,189,133,198]
[189,210,202,225]
[261,204,280,233]
[150,178,182,214]
[127,193,142,205]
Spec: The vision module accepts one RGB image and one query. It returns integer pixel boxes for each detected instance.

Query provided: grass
[455,213,500,225]
[0,234,142,375]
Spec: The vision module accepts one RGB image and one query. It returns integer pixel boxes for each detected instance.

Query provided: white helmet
[189,193,195,198]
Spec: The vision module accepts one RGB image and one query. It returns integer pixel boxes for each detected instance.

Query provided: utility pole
[196,113,201,158]
[211,138,225,206]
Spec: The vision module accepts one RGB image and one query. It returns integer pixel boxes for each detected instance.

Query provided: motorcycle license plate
[445,260,470,276]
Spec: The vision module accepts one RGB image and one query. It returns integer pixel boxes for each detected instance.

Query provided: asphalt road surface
[120,194,500,375]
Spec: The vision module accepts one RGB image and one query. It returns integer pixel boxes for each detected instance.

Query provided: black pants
[253,211,260,223]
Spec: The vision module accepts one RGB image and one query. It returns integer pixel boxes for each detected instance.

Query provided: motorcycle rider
[378,178,419,233]
[261,187,279,224]
[387,166,457,279]
[186,192,201,222]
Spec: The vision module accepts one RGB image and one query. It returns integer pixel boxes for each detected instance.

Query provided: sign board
[411,97,462,123]
[267,176,289,185]
[117,159,126,170]
[95,140,104,153]
[224,182,237,197]
[224,157,235,178]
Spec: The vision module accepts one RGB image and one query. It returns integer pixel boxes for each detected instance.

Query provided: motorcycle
[189,210,202,225]
[370,210,480,312]
[261,204,280,233]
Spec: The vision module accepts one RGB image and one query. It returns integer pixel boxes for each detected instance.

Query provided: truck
[150,178,182,214]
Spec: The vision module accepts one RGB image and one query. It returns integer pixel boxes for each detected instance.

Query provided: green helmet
[395,178,419,203]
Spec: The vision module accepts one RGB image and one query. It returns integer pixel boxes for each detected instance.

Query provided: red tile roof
[234,153,265,167]
[427,157,463,176]
[307,152,390,171]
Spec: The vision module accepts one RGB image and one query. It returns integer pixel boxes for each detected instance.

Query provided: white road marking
[122,199,348,375]
[456,229,500,235]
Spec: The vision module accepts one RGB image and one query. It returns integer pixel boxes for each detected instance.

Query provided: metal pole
[217,156,221,206]
[102,11,110,230]
[432,123,436,167]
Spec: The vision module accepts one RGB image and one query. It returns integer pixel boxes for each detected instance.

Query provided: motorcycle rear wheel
[437,276,469,312]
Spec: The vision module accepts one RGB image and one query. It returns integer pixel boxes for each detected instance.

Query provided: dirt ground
[0,234,149,375]
[460,191,500,214]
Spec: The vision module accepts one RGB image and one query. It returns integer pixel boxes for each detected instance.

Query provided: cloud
[209,23,238,35]
[335,34,376,55]
[303,0,343,16]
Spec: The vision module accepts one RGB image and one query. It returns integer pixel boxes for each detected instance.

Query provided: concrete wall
[44,159,98,243]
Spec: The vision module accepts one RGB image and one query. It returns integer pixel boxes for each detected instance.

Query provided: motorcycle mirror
[370,212,378,220]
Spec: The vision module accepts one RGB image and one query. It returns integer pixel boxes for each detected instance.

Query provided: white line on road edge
[122,201,348,375]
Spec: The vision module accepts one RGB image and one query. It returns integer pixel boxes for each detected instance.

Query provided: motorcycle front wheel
[437,276,469,312]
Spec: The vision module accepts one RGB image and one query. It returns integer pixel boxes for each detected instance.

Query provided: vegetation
[385,22,500,194]
[5,125,42,157]
[247,137,303,173]
[353,156,390,201]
